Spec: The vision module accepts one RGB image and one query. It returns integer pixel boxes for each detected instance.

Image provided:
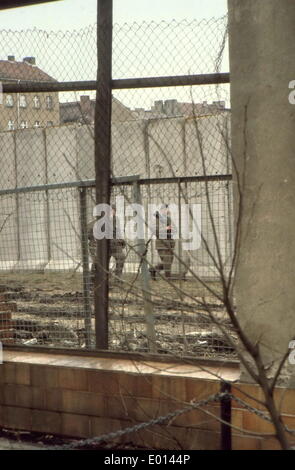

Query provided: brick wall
[231,383,295,450]
[0,350,295,450]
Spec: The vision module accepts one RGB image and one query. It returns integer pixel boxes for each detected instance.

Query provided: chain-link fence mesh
[0,17,228,79]
[0,15,236,359]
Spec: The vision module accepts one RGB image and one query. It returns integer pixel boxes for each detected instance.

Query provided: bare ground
[0,271,237,359]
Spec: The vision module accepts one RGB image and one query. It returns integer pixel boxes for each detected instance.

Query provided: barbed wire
[0,17,228,82]
[230,394,272,423]
[29,392,280,450]
[1,390,292,450]
[0,14,233,360]
[50,392,227,450]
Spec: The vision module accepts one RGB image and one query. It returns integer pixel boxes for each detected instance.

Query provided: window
[34,121,41,128]
[20,121,28,129]
[46,121,53,127]
[46,96,53,109]
[19,95,27,108]
[33,96,40,109]
[7,120,14,131]
[5,95,14,107]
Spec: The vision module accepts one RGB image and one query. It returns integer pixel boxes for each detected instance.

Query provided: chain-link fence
[0,13,236,359]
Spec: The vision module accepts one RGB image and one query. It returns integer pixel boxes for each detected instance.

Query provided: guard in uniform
[87,205,126,281]
[149,204,176,280]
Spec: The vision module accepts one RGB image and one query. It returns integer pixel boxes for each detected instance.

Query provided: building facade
[60,95,136,125]
[134,99,227,119]
[0,56,60,131]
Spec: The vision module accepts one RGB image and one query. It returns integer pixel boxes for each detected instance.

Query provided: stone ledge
[2,349,240,381]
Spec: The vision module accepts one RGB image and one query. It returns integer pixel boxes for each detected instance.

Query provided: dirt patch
[0,272,237,359]
[0,427,151,450]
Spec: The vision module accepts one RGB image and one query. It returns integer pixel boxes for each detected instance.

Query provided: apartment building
[0,55,60,131]
[134,99,228,119]
[60,95,136,125]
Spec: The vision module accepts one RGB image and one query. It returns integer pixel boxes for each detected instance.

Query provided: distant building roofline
[0,58,57,82]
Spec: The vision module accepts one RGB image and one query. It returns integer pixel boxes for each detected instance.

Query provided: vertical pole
[133,182,157,353]
[13,132,20,263]
[225,119,233,267]
[182,119,187,177]
[43,129,51,264]
[94,0,113,349]
[143,121,153,267]
[228,0,295,384]
[220,382,232,450]
[79,188,92,349]
[178,179,182,278]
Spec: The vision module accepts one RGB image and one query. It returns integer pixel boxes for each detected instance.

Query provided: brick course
[0,350,295,449]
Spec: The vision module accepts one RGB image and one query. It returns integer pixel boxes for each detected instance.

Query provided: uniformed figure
[87,205,126,280]
[149,204,176,280]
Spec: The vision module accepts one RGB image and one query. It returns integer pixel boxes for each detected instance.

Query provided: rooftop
[0,57,56,82]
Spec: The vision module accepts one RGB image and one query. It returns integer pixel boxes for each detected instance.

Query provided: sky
[0,0,227,31]
[0,0,229,109]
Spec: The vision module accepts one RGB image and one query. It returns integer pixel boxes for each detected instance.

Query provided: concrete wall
[228,0,295,381]
[0,113,232,276]
[16,129,48,270]
[0,133,18,269]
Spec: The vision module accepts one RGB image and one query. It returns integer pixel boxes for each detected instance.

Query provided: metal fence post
[133,181,157,353]
[94,0,113,349]
[220,382,232,450]
[13,132,20,263]
[79,187,92,349]
[178,179,182,278]
[43,128,51,264]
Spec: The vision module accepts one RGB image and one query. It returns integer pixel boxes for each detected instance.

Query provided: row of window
[5,95,54,109]
[7,120,54,130]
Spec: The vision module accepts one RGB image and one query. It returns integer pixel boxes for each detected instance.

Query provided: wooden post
[94,0,113,349]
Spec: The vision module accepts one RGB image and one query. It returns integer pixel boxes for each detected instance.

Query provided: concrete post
[228,0,295,382]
